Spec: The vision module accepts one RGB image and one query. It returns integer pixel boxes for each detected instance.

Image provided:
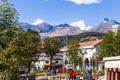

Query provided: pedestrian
[59,67,63,75]
[69,68,73,80]
[72,70,76,80]
[58,67,63,80]
[44,74,48,80]
[54,68,56,75]
[92,72,96,80]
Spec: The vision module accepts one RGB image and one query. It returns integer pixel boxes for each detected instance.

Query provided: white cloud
[66,0,102,5]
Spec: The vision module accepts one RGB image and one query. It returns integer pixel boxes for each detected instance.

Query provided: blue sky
[5,0,120,26]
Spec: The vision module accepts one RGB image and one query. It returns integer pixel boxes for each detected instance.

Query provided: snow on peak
[31,19,44,25]
[70,20,90,30]
[70,20,92,30]
[112,24,119,28]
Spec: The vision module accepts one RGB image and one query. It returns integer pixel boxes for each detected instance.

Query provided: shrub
[76,70,82,75]
[32,70,47,76]
[98,70,105,76]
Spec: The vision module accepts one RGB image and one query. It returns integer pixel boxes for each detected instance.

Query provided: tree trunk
[28,62,31,73]
[50,56,53,75]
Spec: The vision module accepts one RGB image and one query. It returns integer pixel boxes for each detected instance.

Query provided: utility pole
[66,34,68,46]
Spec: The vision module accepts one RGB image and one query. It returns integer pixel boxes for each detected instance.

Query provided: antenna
[66,34,68,46]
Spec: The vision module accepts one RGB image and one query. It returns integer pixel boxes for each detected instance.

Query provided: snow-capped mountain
[19,19,55,33]
[70,20,92,30]
[19,19,83,39]
[88,18,120,33]
[19,18,120,39]
[31,19,44,25]
[40,23,83,38]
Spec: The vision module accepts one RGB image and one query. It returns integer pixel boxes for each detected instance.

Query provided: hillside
[54,32,104,47]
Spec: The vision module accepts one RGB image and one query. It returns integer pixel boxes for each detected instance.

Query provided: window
[46,61,49,63]
[56,61,58,63]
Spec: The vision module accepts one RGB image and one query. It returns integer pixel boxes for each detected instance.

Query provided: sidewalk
[36,74,81,80]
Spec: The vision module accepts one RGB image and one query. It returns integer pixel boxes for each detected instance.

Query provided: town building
[79,39,102,60]
[34,52,63,70]
[35,39,102,70]
[61,39,102,70]
[103,56,120,80]
[34,40,64,70]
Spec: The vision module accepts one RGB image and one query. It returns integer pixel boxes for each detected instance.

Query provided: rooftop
[79,39,102,47]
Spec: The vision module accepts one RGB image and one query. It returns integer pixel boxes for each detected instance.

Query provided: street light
[78,49,87,80]
[92,51,99,79]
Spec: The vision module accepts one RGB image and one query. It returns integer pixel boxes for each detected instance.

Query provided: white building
[34,52,63,70]
[60,39,102,69]
[61,39,102,59]
[79,39,102,60]
[103,56,120,80]
[35,39,102,70]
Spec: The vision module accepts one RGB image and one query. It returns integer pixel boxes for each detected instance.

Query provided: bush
[76,70,82,75]
[98,70,105,76]
[64,69,69,73]
[32,70,47,76]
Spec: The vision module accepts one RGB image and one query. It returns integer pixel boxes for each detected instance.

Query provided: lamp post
[92,51,98,79]
[78,49,87,80]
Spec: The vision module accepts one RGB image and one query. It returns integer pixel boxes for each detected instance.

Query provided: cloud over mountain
[66,0,102,5]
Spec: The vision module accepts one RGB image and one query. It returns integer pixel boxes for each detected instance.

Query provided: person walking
[72,70,76,80]
[58,67,63,80]
[69,69,73,80]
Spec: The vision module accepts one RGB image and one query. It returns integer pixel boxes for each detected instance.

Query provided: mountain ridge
[19,18,120,39]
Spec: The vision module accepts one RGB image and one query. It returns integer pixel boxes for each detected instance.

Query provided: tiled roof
[79,39,102,47]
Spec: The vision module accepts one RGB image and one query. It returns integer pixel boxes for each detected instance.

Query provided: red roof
[79,39,102,47]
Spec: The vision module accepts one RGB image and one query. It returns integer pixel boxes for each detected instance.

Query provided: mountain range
[19,18,120,39]
[88,18,120,33]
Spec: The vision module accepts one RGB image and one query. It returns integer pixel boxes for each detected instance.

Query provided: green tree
[16,29,40,73]
[0,0,19,29]
[45,38,60,75]
[100,30,120,60]
[0,1,40,79]
[0,0,20,79]
[113,29,120,55]
[100,31,115,58]
[67,40,80,70]
[0,40,19,80]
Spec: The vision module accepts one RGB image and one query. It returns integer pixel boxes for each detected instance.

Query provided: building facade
[60,39,102,70]
[34,52,63,70]
[103,56,120,80]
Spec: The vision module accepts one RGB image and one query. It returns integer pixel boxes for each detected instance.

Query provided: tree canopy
[0,0,41,79]
[67,40,80,70]
[100,30,120,60]
[44,37,60,75]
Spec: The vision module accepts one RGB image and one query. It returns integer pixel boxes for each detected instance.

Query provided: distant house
[34,40,63,70]
[34,52,63,70]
